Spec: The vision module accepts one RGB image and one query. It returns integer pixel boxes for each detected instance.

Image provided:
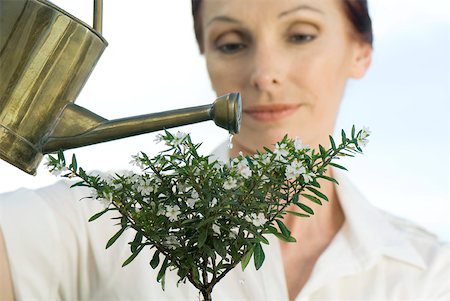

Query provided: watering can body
[0,0,241,175]
[0,0,107,174]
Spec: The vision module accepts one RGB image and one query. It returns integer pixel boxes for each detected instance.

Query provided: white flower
[285,160,306,180]
[261,175,270,183]
[172,131,188,146]
[236,160,252,179]
[129,153,145,169]
[212,224,221,235]
[135,177,154,195]
[186,198,197,209]
[157,206,165,216]
[212,161,222,170]
[251,213,268,227]
[113,182,123,190]
[45,158,69,176]
[186,190,199,209]
[176,182,188,193]
[165,205,181,221]
[302,172,315,184]
[293,137,307,151]
[119,171,139,184]
[261,153,271,165]
[361,126,371,138]
[163,235,181,249]
[231,156,241,166]
[91,189,113,208]
[210,197,218,207]
[357,126,371,147]
[134,203,143,212]
[223,177,238,190]
[153,134,164,144]
[274,143,289,162]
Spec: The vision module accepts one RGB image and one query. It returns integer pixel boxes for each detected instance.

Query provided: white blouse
[0,144,449,300]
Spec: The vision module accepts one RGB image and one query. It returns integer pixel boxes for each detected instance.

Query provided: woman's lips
[243,104,302,122]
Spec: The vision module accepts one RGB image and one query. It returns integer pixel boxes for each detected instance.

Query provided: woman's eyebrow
[278,5,324,18]
[206,16,242,28]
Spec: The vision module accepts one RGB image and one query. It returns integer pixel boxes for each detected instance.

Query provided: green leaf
[301,193,322,205]
[213,238,227,258]
[88,208,110,222]
[319,145,327,160]
[286,210,310,218]
[122,245,144,267]
[329,135,336,150]
[198,229,207,248]
[329,162,348,171]
[306,187,329,202]
[241,247,254,271]
[296,203,314,215]
[341,129,347,142]
[150,250,160,269]
[351,125,356,139]
[255,233,270,245]
[70,154,77,171]
[266,226,296,242]
[272,231,297,242]
[57,150,65,164]
[157,257,170,290]
[191,267,200,284]
[195,216,218,229]
[292,193,299,203]
[106,226,127,249]
[254,242,265,270]
[276,219,291,237]
[317,174,339,185]
[70,180,88,188]
[130,232,143,253]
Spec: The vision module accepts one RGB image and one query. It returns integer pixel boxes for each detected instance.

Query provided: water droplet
[228,134,234,149]
[239,279,245,285]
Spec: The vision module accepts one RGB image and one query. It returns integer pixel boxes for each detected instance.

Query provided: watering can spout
[42,92,242,154]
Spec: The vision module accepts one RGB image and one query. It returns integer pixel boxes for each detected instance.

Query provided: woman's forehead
[201,0,341,22]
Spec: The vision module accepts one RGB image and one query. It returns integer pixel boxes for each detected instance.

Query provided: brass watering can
[0,0,241,175]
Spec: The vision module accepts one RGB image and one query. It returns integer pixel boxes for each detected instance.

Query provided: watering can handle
[93,0,103,34]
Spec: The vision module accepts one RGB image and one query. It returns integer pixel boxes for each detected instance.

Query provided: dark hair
[191,0,373,53]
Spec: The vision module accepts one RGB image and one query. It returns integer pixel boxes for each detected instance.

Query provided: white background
[1,0,449,241]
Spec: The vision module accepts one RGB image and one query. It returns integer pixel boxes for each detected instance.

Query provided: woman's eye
[217,43,246,54]
[289,34,316,44]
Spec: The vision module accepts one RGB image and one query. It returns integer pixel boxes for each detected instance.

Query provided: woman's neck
[280,173,344,300]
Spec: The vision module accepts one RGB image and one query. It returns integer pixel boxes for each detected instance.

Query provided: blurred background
[0,0,449,241]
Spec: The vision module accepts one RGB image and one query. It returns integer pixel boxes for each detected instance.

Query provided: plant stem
[200,289,212,301]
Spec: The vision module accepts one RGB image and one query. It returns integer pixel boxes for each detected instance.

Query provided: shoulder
[383,211,449,261]
[381,212,450,299]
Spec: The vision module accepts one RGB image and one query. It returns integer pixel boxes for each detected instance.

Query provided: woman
[0,0,448,300]
[192,0,449,300]
[196,0,372,297]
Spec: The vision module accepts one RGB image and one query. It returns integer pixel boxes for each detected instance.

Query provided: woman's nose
[249,47,284,91]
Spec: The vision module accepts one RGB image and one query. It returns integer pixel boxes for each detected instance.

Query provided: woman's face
[201,0,371,152]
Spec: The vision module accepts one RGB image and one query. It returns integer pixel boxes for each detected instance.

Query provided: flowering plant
[46,126,370,301]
